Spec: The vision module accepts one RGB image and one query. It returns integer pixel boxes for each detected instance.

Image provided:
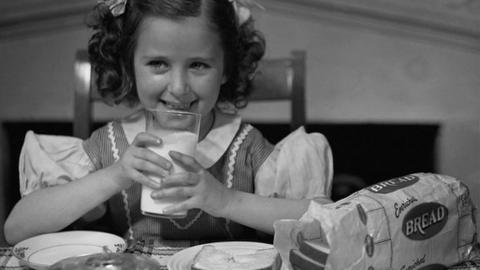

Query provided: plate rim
[167,241,274,270]
[12,230,127,269]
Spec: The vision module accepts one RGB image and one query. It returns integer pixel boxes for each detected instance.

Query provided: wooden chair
[73,50,306,139]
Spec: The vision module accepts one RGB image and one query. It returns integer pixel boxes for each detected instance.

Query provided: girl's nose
[168,68,189,95]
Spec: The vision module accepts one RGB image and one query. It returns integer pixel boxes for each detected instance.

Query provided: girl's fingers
[133,148,172,173]
[128,138,172,173]
[145,148,173,170]
[162,200,192,215]
[154,195,199,215]
[161,172,199,188]
[151,186,193,199]
[131,170,161,189]
[131,132,162,147]
[169,151,203,172]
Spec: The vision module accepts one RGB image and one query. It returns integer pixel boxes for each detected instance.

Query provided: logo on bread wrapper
[402,202,448,240]
[367,175,419,194]
[400,254,426,270]
[394,196,418,218]
[364,234,374,257]
[399,255,446,270]
[357,204,368,225]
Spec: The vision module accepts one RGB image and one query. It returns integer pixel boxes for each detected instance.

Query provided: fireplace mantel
[1,0,479,51]
[264,0,480,51]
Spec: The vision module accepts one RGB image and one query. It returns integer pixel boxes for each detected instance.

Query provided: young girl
[4,0,333,245]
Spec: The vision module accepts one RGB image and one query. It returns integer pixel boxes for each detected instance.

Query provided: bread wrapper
[274,173,478,270]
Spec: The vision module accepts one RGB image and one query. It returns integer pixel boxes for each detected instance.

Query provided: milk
[141,131,198,218]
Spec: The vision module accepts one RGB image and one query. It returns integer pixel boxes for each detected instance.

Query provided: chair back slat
[250,58,294,100]
[73,50,93,139]
[290,50,306,131]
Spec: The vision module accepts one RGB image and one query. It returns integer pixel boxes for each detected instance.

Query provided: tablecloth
[2,240,480,269]
[0,238,201,270]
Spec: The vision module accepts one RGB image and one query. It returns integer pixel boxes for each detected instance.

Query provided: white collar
[121,109,242,168]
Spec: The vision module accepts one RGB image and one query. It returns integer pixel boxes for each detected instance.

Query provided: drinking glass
[141,109,201,218]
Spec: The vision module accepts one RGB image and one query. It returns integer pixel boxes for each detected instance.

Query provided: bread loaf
[190,245,281,270]
[274,173,478,270]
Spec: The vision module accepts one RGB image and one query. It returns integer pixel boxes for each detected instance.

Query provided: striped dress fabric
[82,120,274,242]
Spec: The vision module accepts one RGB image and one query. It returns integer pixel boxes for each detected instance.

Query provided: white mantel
[1,0,479,51]
[265,0,480,52]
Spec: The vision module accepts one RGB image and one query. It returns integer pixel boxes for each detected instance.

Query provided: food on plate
[190,244,281,270]
[48,252,161,270]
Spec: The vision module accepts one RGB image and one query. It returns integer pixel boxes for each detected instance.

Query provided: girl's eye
[148,60,169,72]
[190,62,210,70]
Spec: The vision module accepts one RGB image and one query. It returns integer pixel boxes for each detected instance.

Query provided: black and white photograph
[0,0,479,269]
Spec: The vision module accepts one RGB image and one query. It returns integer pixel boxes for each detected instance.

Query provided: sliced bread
[191,244,281,270]
[289,248,326,270]
[298,238,329,265]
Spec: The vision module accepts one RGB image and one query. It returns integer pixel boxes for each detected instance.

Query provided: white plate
[12,230,127,270]
[167,241,273,270]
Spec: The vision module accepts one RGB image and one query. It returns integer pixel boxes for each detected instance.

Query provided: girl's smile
[133,14,226,132]
[158,99,196,111]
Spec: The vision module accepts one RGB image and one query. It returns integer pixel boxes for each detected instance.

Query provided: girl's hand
[110,132,172,190]
[150,151,232,217]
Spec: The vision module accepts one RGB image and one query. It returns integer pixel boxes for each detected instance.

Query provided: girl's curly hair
[87,0,265,109]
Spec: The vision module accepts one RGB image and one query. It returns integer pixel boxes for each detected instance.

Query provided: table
[0,238,199,270]
[2,240,480,270]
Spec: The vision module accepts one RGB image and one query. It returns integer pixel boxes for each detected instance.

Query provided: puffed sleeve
[18,131,96,197]
[254,127,333,202]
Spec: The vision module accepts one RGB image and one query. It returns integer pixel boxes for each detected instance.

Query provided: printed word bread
[190,245,281,270]
[274,173,478,270]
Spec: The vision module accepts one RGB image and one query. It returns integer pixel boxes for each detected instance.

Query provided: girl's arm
[4,132,167,245]
[158,173,311,234]
[220,191,311,234]
[153,151,314,234]
[4,167,124,245]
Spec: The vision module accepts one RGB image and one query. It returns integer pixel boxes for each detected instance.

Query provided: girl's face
[133,14,226,118]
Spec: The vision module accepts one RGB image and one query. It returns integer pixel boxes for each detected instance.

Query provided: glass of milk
[141,109,201,218]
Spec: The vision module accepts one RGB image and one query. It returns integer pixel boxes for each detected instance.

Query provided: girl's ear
[221,74,228,84]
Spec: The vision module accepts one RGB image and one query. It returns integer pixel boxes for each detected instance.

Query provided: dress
[18,109,333,242]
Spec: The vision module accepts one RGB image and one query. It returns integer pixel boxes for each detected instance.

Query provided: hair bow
[98,0,127,17]
[98,0,263,22]
[229,0,264,25]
